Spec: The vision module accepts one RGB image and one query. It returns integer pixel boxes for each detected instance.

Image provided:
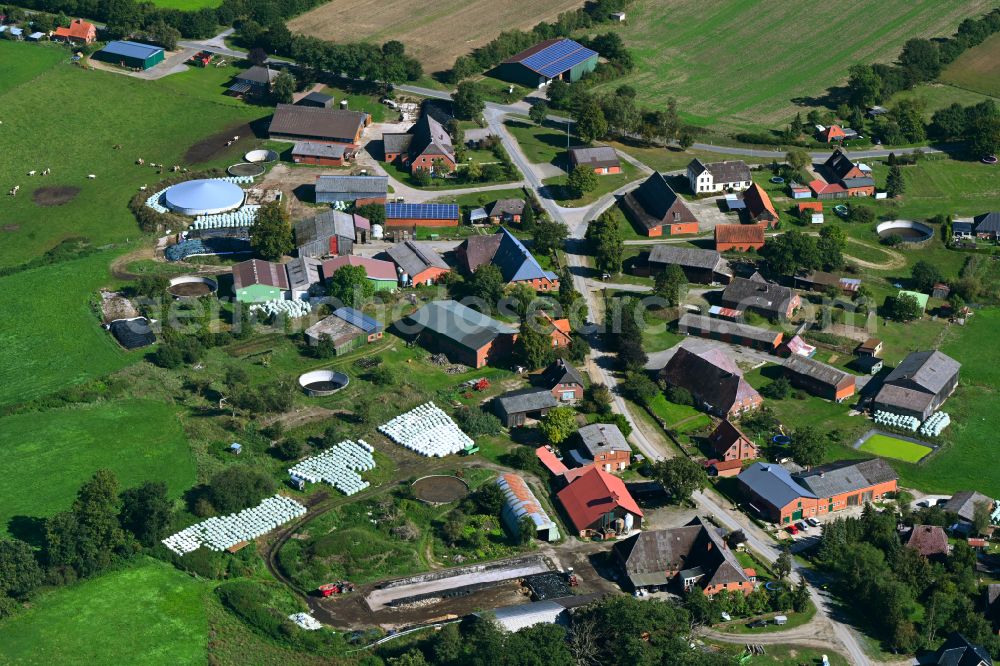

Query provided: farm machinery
[318,581,355,597]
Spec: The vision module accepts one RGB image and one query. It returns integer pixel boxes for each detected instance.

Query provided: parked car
[747,619,768,629]
[807,518,820,528]
[795,521,807,531]
[786,524,799,535]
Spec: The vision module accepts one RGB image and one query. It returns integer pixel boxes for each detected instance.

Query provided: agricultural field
[287,0,585,73]
[147,0,220,8]
[586,0,994,132]
[0,41,66,96]
[941,30,1000,98]
[857,433,932,463]
[0,252,136,407]
[0,558,209,665]
[0,41,267,268]
[0,399,196,538]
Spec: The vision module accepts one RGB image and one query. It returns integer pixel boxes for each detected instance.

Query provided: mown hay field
[288,0,586,73]
[941,30,1000,98]
[588,0,995,132]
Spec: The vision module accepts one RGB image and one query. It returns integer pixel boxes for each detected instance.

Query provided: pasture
[857,433,932,463]
[0,558,209,665]
[0,41,266,268]
[146,0,220,8]
[0,41,66,96]
[287,0,585,73]
[0,252,137,407]
[0,399,195,537]
[588,0,994,132]
[941,30,1000,98]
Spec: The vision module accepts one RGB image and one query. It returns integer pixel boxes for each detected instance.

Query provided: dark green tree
[0,539,43,599]
[886,164,905,198]
[528,101,549,124]
[653,264,687,306]
[468,264,505,304]
[910,260,943,292]
[207,467,276,514]
[567,164,599,198]
[539,406,577,444]
[119,481,172,548]
[575,99,608,143]
[452,81,485,120]
[271,70,296,104]
[513,317,553,370]
[251,200,293,260]
[326,264,376,309]
[790,426,828,468]
[532,219,569,256]
[653,457,707,505]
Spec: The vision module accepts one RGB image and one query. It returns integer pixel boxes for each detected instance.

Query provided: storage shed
[496,472,560,541]
[496,38,599,87]
[93,41,165,70]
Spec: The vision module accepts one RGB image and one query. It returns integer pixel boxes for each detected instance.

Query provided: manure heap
[162,495,306,555]
[379,401,473,457]
[288,439,375,495]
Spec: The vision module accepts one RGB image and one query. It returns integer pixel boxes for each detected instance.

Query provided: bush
[666,386,693,406]
[454,408,502,437]
[216,581,292,641]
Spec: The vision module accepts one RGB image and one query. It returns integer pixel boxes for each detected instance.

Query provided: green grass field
[504,118,574,166]
[0,42,67,96]
[0,252,138,407]
[0,559,209,665]
[858,433,932,463]
[586,0,993,132]
[0,399,195,536]
[941,30,1000,98]
[0,41,266,268]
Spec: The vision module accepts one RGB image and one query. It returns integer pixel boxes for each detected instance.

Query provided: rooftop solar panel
[385,203,460,220]
[518,39,597,78]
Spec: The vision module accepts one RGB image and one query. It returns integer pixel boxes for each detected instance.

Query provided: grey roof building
[269,104,369,144]
[314,174,388,204]
[782,354,856,401]
[943,490,995,524]
[932,632,993,666]
[402,300,517,368]
[612,517,752,593]
[578,423,630,458]
[687,159,752,193]
[659,345,762,417]
[974,211,1000,237]
[677,313,783,351]
[494,388,559,427]
[295,91,333,108]
[621,172,699,235]
[647,245,731,284]
[872,350,961,420]
[284,256,323,296]
[304,307,383,352]
[486,198,526,221]
[568,145,620,172]
[386,240,449,285]
[721,275,800,320]
[796,459,897,498]
[295,209,364,258]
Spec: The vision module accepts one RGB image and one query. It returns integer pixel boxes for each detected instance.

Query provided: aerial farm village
[3,1,1000,665]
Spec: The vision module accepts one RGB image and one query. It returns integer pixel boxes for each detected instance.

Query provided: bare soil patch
[32,186,80,207]
[184,122,255,164]
[288,0,586,73]
[168,282,213,297]
[411,475,469,504]
[2,224,20,232]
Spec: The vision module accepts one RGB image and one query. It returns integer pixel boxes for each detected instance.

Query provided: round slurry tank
[244,149,279,163]
[411,475,470,505]
[227,162,265,178]
[877,220,933,244]
[163,179,245,216]
[167,275,218,298]
[299,370,350,396]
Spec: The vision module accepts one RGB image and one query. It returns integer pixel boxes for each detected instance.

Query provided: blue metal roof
[518,39,598,78]
[491,227,557,283]
[738,462,816,510]
[333,307,382,334]
[385,203,459,220]
[100,40,164,60]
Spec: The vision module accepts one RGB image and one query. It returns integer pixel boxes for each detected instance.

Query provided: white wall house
[687,159,753,194]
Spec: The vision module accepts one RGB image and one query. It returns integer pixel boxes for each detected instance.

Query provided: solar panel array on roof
[519,39,598,78]
[333,307,382,334]
[385,203,459,220]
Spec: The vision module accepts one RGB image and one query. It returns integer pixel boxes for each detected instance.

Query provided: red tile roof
[321,255,397,281]
[54,19,96,41]
[715,223,765,245]
[711,459,744,472]
[535,446,569,476]
[808,180,846,196]
[557,467,642,532]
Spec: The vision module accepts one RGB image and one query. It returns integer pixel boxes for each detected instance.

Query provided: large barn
[93,41,165,70]
[269,104,370,145]
[495,38,599,88]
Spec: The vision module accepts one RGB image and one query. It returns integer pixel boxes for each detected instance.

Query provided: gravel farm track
[287,0,586,73]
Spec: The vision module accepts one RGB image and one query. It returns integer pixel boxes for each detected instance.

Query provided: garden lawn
[0,399,195,537]
[542,161,641,207]
[0,558,209,665]
[584,0,992,132]
[0,56,266,267]
[504,118,572,166]
[865,157,1000,222]
[858,433,931,463]
[887,308,1000,495]
[0,251,137,407]
[647,393,701,427]
[0,40,65,96]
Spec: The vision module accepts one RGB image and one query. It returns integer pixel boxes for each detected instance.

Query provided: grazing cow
[139,185,147,191]
[87,174,96,179]
[136,158,144,165]
[27,170,36,176]
[42,168,50,176]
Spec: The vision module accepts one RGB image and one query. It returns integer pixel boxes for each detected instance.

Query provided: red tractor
[473,378,490,391]
[318,581,355,597]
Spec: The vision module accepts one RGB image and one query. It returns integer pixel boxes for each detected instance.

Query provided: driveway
[686,195,739,231]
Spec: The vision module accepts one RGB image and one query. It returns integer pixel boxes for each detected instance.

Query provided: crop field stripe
[941,31,1000,98]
